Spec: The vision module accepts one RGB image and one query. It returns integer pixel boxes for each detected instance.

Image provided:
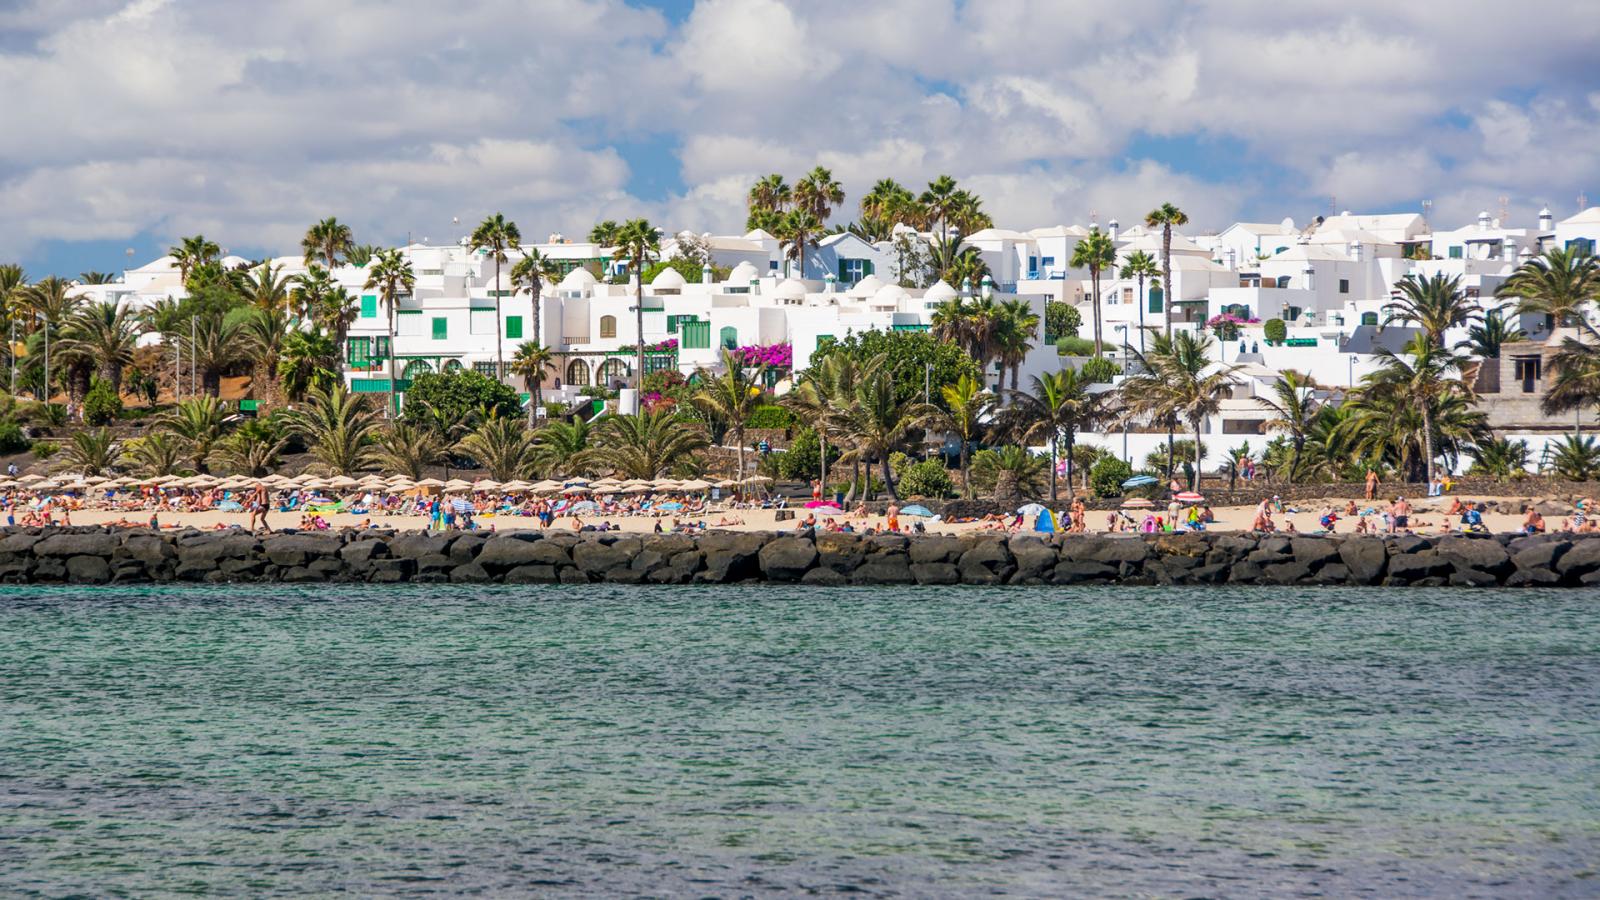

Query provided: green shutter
[838,259,847,282]
[505,316,522,339]
[360,294,377,318]
[347,338,369,366]
[432,317,447,340]
[682,321,710,349]
[864,260,875,276]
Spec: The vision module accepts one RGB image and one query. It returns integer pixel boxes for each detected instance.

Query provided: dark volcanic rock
[759,536,818,582]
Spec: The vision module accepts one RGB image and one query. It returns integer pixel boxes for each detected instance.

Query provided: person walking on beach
[247,483,270,533]
[1391,496,1411,533]
[1365,468,1379,501]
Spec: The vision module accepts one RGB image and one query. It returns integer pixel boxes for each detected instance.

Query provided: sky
[1,0,1597,277]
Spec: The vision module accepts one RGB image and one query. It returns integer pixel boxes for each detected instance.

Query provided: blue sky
[1,0,1596,277]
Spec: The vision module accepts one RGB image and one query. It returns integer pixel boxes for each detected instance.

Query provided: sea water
[3,585,1597,896]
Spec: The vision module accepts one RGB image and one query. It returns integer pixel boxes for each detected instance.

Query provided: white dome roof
[651,266,687,288]
[727,261,760,283]
[559,267,597,289]
[774,278,808,300]
[846,273,885,298]
[872,283,910,305]
[923,280,958,303]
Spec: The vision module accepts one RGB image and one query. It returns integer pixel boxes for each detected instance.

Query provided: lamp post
[190,316,197,396]
[1114,324,1129,463]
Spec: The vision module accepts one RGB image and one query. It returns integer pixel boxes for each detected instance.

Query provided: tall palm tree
[277,328,340,402]
[374,422,446,479]
[23,276,82,327]
[590,408,708,479]
[795,166,845,223]
[240,261,291,313]
[160,395,231,473]
[994,298,1040,390]
[59,300,138,393]
[948,190,993,235]
[919,175,960,238]
[455,413,540,481]
[471,213,521,380]
[610,218,660,402]
[531,418,594,478]
[778,209,823,279]
[588,220,621,248]
[212,418,288,477]
[1122,331,1242,489]
[1118,250,1159,354]
[1348,334,1475,486]
[511,248,560,348]
[1384,272,1480,347]
[860,178,913,223]
[1463,306,1524,359]
[827,356,918,501]
[1254,369,1322,483]
[281,382,381,476]
[691,348,768,482]
[913,373,994,499]
[509,341,557,426]
[998,367,1111,501]
[931,237,990,290]
[301,217,354,269]
[170,234,220,283]
[747,174,792,223]
[1498,245,1600,333]
[182,313,248,397]
[242,308,292,406]
[1070,229,1116,355]
[125,431,186,477]
[1143,203,1188,334]
[781,353,861,497]
[78,271,116,284]
[363,248,415,418]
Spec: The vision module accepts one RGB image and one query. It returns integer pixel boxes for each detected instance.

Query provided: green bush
[1045,302,1081,340]
[896,458,953,498]
[36,403,68,427]
[746,404,793,429]
[1080,356,1120,383]
[0,421,30,454]
[83,377,123,426]
[1089,456,1133,498]
[399,370,522,428]
[32,441,58,460]
[1055,336,1096,356]
[775,426,840,480]
[1263,318,1287,344]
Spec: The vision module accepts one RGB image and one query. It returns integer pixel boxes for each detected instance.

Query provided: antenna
[1329,196,1337,214]
[1580,192,1590,211]
[1498,195,1509,224]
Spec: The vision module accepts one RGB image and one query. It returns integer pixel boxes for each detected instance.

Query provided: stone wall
[2,527,1598,588]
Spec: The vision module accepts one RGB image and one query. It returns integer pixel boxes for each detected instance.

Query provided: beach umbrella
[1017,502,1049,518]
[328,475,360,490]
[715,479,739,489]
[442,478,473,491]
[530,479,563,494]
[900,504,934,517]
[808,503,845,514]
[562,478,591,487]
[290,473,318,485]
[741,475,772,484]
[562,484,593,495]
[1122,475,1159,489]
[653,478,682,491]
[1175,491,1204,503]
[472,479,502,492]
[500,480,532,493]
[18,474,45,484]
[1122,498,1155,509]
[415,478,445,489]
[679,479,712,491]
[620,480,652,492]
[83,475,108,485]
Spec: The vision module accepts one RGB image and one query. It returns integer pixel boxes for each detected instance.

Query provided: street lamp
[1113,324,1129,463]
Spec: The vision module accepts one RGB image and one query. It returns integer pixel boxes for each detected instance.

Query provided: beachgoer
[1365,468,1379,500]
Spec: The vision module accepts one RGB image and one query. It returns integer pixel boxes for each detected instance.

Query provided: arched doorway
[402,359,433,379]
[719,326,738,350]
[598,358,629,386]
[566,358,591,387]
[443,359,464,373]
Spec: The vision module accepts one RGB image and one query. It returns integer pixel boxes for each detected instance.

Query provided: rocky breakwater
[4,527,1600,588]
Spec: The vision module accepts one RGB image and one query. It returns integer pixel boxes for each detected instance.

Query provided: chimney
[824,273,837,294]
[1478,210,1491,230]
[1303,265,1315,290]
[1349,241,1364,262]
[1539,207,1554,231]
[1225,247,1237,270]
[1108,218,1119,241]
[1503,237,1516,261]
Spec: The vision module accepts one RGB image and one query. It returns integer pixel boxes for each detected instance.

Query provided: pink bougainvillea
[736,343,792,369]
[646,338,680,352]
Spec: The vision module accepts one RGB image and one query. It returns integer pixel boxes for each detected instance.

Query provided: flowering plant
[736,343,792,369]
[1205,313,1259,340]
[646,338,679,352]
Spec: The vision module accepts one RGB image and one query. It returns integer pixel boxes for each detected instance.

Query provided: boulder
[65,554,111,584]
[505,565,559,584]
[1290,537,1342,568]
[1338,537,1387,585]
[1008,538,1059,582]
[571,541,632,577]
[262,534,342,568]
[1512,540,1569,573]
[758,536,818,582]
[815,533,868,572]
[449,563,491,583]
[1386,552,1449,583]
[35,532,120,557]
[1435,536,1513,579]
[1051,560,1117,584]
[852,557,914,585]
[1555,539,1600,581]
[910,562,960,585]
[800,567,847,586]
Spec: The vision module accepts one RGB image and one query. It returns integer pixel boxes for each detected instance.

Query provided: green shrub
[0,421,30,454]
[83,377,123,426]
[1089,456,1133,498]
[896,458,953,498]
[776,426,839,480]
[1080,356,1120,383]
[1263,318,1287,344]
[1055,336,1096,356]
[1045,302,1081,340]
[32,441,59,460]
[746,404,793,429]
[36,403,68,427]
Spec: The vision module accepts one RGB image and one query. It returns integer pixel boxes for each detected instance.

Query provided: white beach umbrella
[531,479,563,494]
[679,479,712,491]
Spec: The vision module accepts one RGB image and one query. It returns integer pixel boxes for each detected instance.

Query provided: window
[1514,356,1542,393]
[566,358,590,386]
[599,315,617,339]
[682,321,711,349]
[473,361,499,378]
[1285,306,1303,322]
[1121,287,1133,304]
[667,314,699,334]
[598,358,628,384]
[1338,279,1350,294]
[1449,246,1464,259]
[373,336,391,361]
[347,337,371,366]
[1222,419,1266,435]
[1027,256,1038,275]
[1361,311,1379,326]
[1148,285,1164,313]
[402,359,433,379]
[443,359,464,373]
[1569,238,1597,255]
[1275,276,1291,288]
[838,258,874,284]
[431,317,447,340]
[720,326,738,350]
[1040,256,1055,268]
[505,316,522,340]
[360,294,377,318]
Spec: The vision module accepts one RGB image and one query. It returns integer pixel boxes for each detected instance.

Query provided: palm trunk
[387,293,396,419]
[734,426,745,483]
[1288,439,1302,484]
[1063,432,1075,500]
[1162,227,1174,335]
[881,454,898,502]
[1191,416,1203,491]
[1091,267,1103,355]
[1423,408,1435,486]
[493,255,504,382]
[1136,274,1147,354]
[532,284,543,347]
[959,438,970,500]
[526,379,538,428]
[634,266,645,410]
[1048,435,1058,502]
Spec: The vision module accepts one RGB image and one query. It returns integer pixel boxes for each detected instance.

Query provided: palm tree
[994,298,1040,391]
[1122,331,1242,490]
[969,445,1049,505]
[1254,369,1322,483]
[375,422,446,479]
[1384,272,1480,347]
[931,237,990,291]
[160,395,231,473]
[914,373,993,499]
[301,217,354,268]
[795,166,844,223]
[930,296,975,358]
[860,178,913,223]
[212,418,288,477]
[1463,307,1525,359]
[1468,437,1530,480]
[828,356,918,501]
[590,408,708,479]
[778,209,822,278]
[511,248,560,348]
[471,213,521,380]
[781,353,861,497]
[691,348,768,482]
[242,308,292,406]
[23,276,82,327]
[53,427,122,475]
[509,341,557,426]
[611,218,660,401]
[170,234,220,283]
[277,329,340,402]
[1070,229,1116,354]
[1547,434,1600,481]
[948,190,993,235]
[345,244,378,267]
[998,367,1111,500]
[125,431,186,477]
[182,313,248,397]
[1497,245,1600,337]
[453,413,540,481]
[78,271,116,284]
[1118,250,1159,354]
[59,300,138,393]
[363,248,415,418]
[747,174,792,224]
[294,266,358,344]
[919,175,960,238]
[281,382,381,476]
[1143,203,1188,334]
[588,220,621,248]
[1350,334,1476,485]
[531,419,594,477]
[240,261,291,313]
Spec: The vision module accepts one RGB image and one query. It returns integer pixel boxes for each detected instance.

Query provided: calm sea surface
[3,585,1598,897]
